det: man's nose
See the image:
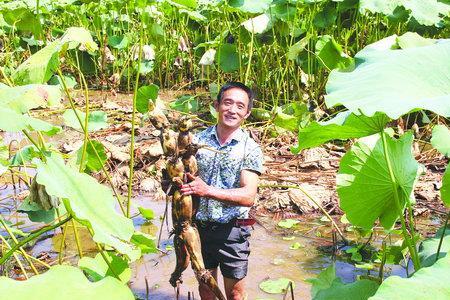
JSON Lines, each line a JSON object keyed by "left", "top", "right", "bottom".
{"left": 228, "top": 104, "right": 237, "bottom": 113}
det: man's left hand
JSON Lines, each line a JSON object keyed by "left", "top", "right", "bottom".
{"left": 180, "top": 173, "right": 210, "bottom": 197}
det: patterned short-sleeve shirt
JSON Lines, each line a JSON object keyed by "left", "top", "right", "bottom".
{"left": 194, "top": 126, "right": 263, "bottom": 223}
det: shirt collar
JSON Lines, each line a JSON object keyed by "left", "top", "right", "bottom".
{"left": 209, "top": 125, "right": 246, "bottom": 145}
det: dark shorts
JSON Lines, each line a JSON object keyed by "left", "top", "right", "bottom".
{"left": 196, "top": 221, "right": 251, "bottom": 280}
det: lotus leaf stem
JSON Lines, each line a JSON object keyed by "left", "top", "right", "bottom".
{"left": 0, "top": 235, "right": 28, "bottom": 279}
{"left": 0, "top": 216, "right": 72, "bottom": 265}
{"left": 435, "top": 211, "right": 450, "bottom": 263}
{"left": 126, "top": 24, "right": 144, "bottom": 218}
{"left": 380, "top": 132, "right": 420, "bottom": 270}
{"left": 57, "top": 69, "right": 126, "bottom": 216}
{"left": 0, "top": 217, "right": 39, "bottom": 274}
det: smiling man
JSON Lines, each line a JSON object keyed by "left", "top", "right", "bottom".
{"left": 180, "top": 82, "right": 263, "bottom": 300}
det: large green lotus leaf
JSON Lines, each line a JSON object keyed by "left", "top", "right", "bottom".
{"left": 431, "top": 125, "right": 450, "bottom": 157}
{"left": 0, "top": 107, "right": 60, "bottom": 136}
{"left": 418, "top": 229, "right": 450, "bottom": 267}
{"left": 305, "top": 264, "right": 337, "bottom": 299}
{"left": 359, "top": 0, "right": 450, "bottom": 26}
{"left": 0, "top": 265, "right": 134, "bottom": 300}
{"left": 292, "top": 111, "right": 390, "bottom": 152}
{"left": 338, "top": 132, "right": 419, "bottom": 229}
{"left": 396, "top": 32, "right": 435, "bottom": 49}
{"left": 78, "top": 252, "right": 131, "bottom": 283}
{"left": 325, "top": 35, "right": 450, "bottom": 119}
{"left": 228, "top": 0, "right": 272, "bottom": 13}
{"left": 216, "top": 43, "right": 239, "bottom": 72}
{"left": 35, "top": 153, "right": 136, "bottom": 258}
{"left": 131, "top": 231, "right": 158, "bottom": 254}
{"left": 63, "top": 109, "right": 108, "bottom": 132}
{"left": 11, "top": 41, "right": 62, "bottom": 85}
{"left": 0, "top": 84, "right": 62, "bottom": 113}
{"left": 370, "top": 253, "right": 450, "bottom": 300}
{"left": 442, "top": 167, "right": 450, "bottom": 206}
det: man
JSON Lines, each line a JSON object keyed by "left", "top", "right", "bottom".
{"left": 180, "top": 82, "right": 263, "bottom": 300}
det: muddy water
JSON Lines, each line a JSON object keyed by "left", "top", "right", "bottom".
{"left": 1, "top": 183, "right": 412, "bottom": 300}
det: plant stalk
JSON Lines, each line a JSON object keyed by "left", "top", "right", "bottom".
{"left": 0, "top": 216, "right": 72, "bottom": 265}
{"left": 380, "top": 132, "right": 420, "bottom": 270}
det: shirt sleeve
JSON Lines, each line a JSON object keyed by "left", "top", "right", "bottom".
{"left": 242, "top": 146, "right": 263, "bottom": 175}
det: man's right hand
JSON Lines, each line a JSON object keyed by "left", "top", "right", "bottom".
{"left": 180, "top": 173, "right": 210, "bottom": 197}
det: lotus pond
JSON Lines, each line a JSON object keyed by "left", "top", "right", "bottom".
{"left": 1, "top": 0, "right": 450, "bottom": 299}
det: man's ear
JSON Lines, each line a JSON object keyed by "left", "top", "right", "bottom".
{"left": 244, "top": 109, "right": 251, "bottom": 119}
{"left": 213, "top": 100, "right": 219, "bottom": 111}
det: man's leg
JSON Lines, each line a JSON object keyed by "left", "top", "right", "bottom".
{"left": 224, "top": 276, "right": 246, "bottom": 300}
{"left": 198, "top": 268, "right": 218, "bottom": 300}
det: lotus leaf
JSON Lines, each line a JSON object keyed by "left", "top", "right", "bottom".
{"left": 60, "top": 27, "right": 98, "bottom": 52}
{"left": 136, "top": 84, "right": 159, "bottom": 114}
{"left": 0, "top": 107, "right": 60, "bottom": 136}
{"left": 442, "top": 167, "right": 450, "bottom": 206}
{"left": 216, "top": 43, "right": 239, "bottom": 72}
{"left": 78, "top": 252, "right": 131, "bottom": 283}
{"left": 359, "top": 0, "right": 450, "bottom": 26}
{"left": 63, "top": 109, "right": 108, "bottom": 132}
{"left": 77, "top": 140, "right": 107, "bottom": 173}
{"left": 131, "top": 231, "right": 158, "bottom": 254}
{"left": 48, "top": 74, "right": 78, "bottom": 89}
{"left": 396, "top": 32, "right": 435, "bottom": 49}
{"left": 259, "top": 278, "right": 295, "bottom": 294}
{"left": 370, "top": 253, "right": 450, "bottom": 299}
{"left": 0, "top": 84, "right": 62, "bottom": 113}
{"left": 138, "top": 207, "right": 155, "bottom": 220}
{"left": 418, "top": 229, "right": 450, "bottom": 267}
{"left": 18, "top": 197, "right": 58, "bottom": 224}
{"left": 11, "top": 41, "right": 62, "bottom": 85}
{"left": 108, "top": 35, "right": 130, "bottom": 49}
{"left": 35, "top": 153, "right": 136, "bottom": 258}
{"left": 306, "top": 264, "right": 379, "bottom": 300}
{"left": 1, "top": 6, "right": 43, "bottom": 38}
{"left": 313, "top": 2, "right": 337, "bottom": 28}
{"left": 326, "top": 34, "right": 450, "bottom": 119}
{"left": 0, "top": 140, "right": 8, "bottom": 176}
{"left": 277, "top": 219, "right": 300, "bottom": 229}
{"left": 12, "top": 27, "right": 97, "bottom": 85}
{"left": 293, "top": 111, "right": 390, "bottom": 152}
{"left": 315, "top": 35, "right": 353, "bottom": 70}
{"left": 228, "top": 0, "right": 272, "bottom": 13}
{"left": 0, "top": 265, "right": 134, "bottom": 300}
{"left": 338, "top": 132, "right": 418, "bottom": 229}
{"left": 170, "top": 95, "right": 199, "bottom": 113}
{"left": 431, "top": 125, "right": 450, "bottom": 157}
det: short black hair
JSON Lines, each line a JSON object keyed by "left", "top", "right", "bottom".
{"left": 216, "top": 82, "right": 254, "bottom": 110}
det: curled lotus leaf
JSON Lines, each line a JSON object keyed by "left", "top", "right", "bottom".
{"left": 338, "top": 132, "right": 418, "bottom": 229}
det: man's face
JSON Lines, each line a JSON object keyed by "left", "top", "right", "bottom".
{"left": 214, "top": 88, "right": 251, "bottom": 130}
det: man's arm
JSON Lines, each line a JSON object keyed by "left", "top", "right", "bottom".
{"left": 180, "top": 169, "right": 259, "bottom": 207}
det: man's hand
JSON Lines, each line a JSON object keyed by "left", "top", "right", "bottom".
{"left": 180, "top": 173, "right": 210, "bottom": 197}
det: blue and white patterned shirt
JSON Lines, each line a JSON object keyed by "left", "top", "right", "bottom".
{"left": 194, "top": 126, "right": 263, "bottom": 223}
